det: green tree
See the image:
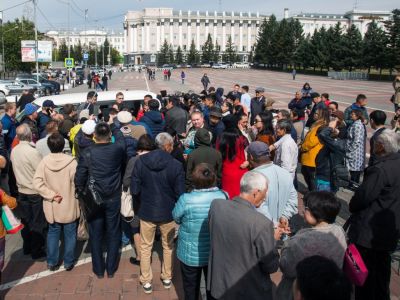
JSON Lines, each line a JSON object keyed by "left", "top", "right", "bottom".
{"left": 187, "top": 39, "right": 199, "bottom": 64}
{"left": 326, "top": 23, "right": 345, "bottom": 70}
{"left": 362, "top": 21, "right": 389, "bottom": 73}
{"left": 384, "top": 9, "right": 400, "bottom": 73}
{"left": 74, "top": 40, "right": 83, "bottom": 63}
{"left": 213, "top": 40, "right": 220, "bottom": 62}
{"left": 201, "top": 34, "right": 214, "bottom": 63}
{"left": 168, "top": 44, "right": 175, "bottom": 64}
{"left": 254, "top": 15, "right": 279, "bottom": 66}
{"left": 223, "top": 36, "right": 237, "bottom": 63}
{"left": 342, "top": 24, "right": 363, "bottom": 71}
{"left": 294, "top": 34, "right": 313, "bottom": 69}
{"left": 58, "top": 40, "right": 69, "bottom": 61}
{"left": 175, "top": 46, "right": 183, "bottom": 64}
{"left": 157, "top": 39, "right": 169, "bottom": 66}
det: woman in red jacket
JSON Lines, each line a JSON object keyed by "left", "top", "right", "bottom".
{"left": 216, "top": 115, "right": 249, "bottom": 198}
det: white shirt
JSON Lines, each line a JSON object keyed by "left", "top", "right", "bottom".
{"left": 274, "top": 134, "right": 298, "bottom": 177}
{"left": 240, "top": 93, "right": 251, "bottom": 111}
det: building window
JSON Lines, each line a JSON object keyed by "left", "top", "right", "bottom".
{"left": 242, "top": 46, "right": 246, "bottom": 51}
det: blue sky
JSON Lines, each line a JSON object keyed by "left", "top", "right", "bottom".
{"left": 1, "top": 0, "right": 398, "bottom": 32}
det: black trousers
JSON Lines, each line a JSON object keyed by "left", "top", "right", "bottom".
{"left": 180, "top": 261, "right": 211, "bottom": 300}
{"left": 17, "top": 193, "right": 47, "bottom": 257}
{"left": 355, "top": 245, "right": 391, "bottom": 300}
{"left": 301, "top": 165, "right": 316, "bottom": 191}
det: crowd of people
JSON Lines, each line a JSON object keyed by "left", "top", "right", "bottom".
{"left": 0, "top": 76, "right": 399, "bottom": 300}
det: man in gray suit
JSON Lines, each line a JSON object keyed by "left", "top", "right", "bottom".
{"left": 207, "top": 172, "right": 281, "bottom": 300}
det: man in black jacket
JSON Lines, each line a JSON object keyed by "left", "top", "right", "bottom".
{"left": 131, "top": 132, "right": 185, "bottom": 294}
{"left": 250, "top": 87, "right": 266, "bottom": 125}
{"left": 75, "top": 122, "right": 126, "bottom": 279}
{"left": 165, "top": 97, "right": 188, "bottom": 137}
{"left": 348, "top": 130, "right": 400, "bottom": 300}
{"left": 305, "top": 92, "right": 326, "bottom": 128}
{"left": 368, "top": 110, "right": 386, "bottom": 167}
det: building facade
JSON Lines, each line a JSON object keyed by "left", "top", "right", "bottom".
{"left": 45, "top": 30, "right": 126, "bottom": 55}
{"left": 123, "top": 8, "right": 267, "bottom": 65}
{"left": 289, "top": 9, "right": 392, "bottom": 36}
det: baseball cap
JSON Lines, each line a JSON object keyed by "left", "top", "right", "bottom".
{"left": 209, "top": 107, "right": 222, "bottom": 118}
{"left": 117, "top": 111, "right": 133, "bottom": 124}
{"left": 24, "top": 103, "right": 37, "bottom": 116}
{"left": 79, "top": 109, "right": 90, "bottom": 120}
{"left": 42, "top": 100, "right": 56, "bottom": 108}
{"left": 255, "top": 87, "right": 265, "bottom": 93}
{"left": 246, "top": 141, "right": 270, "bottom": 158}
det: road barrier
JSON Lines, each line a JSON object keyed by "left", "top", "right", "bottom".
{"left": 328, "top": 71, "right": 369, "bottom": 80}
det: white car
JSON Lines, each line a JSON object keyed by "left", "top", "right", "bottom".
{"left": 233, "top": 62, "right": 250, "bottom": 68}
{"left": 201, "top": 63, "right": 211, "bottom": 68}
{"left": 212, "top": 63, "right": 228, "bottom": 69}
{"left": 17, "top": 90, "right": 158, "bottom": 121}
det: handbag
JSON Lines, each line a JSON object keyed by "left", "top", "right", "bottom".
{"left": 343, "top": 243, "right": 369, "bottom": 286}
{"left": 77, "top": 212, "right": 89, "bottom": 241}
{"left": 120, "top": 188, "right": 134, "bottom": 221}
{"left": 76, "top": 150, "right": 104, "bottom": 221}
{"left": 1, "top": 205, "right": 24, "bottom": 234}
{"left": 342, "top": 218, "right": 368, "bottom": 286}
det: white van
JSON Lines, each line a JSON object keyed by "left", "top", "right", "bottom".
{"left": 17, "top": 90, "right": 158, "bottom": 121}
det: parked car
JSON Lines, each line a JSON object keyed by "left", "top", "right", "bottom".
{"left": 32, "top": 73, "right": 61, "bottom": 94}
{"left": 0, "top": 92, "right": 7, "bottom": 105}
{"left": 201, "top": 63, "right": 211, "bottom": 68}
{"left": 0, "top": 80, "right": 41, "bottom": 97}
{"left": 16, "top": 78, "right": 54, "bottom": 95}
{"left": 212, "top": 63, "right": 228, "bottom": 69}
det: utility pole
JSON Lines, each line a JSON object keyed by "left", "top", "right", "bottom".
{"left": 67, "top": 0, "right": 71, "bottom": 82}
{"left": 33, "top": 0, "right": 39, "bottom": 83}
{"left": 102, "top": 27, "right": 105, "bottom": 70}
{"left": 84, "top": 9, "right": 88, "bottom": 67}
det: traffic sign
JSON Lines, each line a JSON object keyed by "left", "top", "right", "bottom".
{"left": 64, "top": 58, "right": 75, "bottom": 68}
{"left": 83, "top": 53, "right": 89, "bottom": 60}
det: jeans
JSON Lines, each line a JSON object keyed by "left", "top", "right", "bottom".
{"left": 88, "top": 199, "right": 121, "bottom": 276}
{"left": 301, "top": 166, "right": 316, "bottom": 191}
{"left": 47, "top": 221, "right": 77, "bottom": 267}
{"left": 139, "top": 220, "right": 175, "bottom": 284}
{"left": 355, "top": 245, "right": 391, "bottom": 300}
{"left": 17, "top": 193, "right": 47, "bottom": 258}
{"left": 180, "top": 261, "right": 211, "bottom": 300}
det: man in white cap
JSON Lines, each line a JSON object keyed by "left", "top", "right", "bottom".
{"left": 117, "top": 111, "right": 147, "bottom": 141}
{"left": 73, "top": 119, "right": 96, "bottom": 160}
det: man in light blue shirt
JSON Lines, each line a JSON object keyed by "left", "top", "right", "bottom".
{"left": 240, "top": 85, "right": 251, "bottom": 113}
{"left": 246, "top": 142, "right": 298, "bottom": 229}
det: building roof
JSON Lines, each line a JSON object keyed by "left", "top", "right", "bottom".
{"left": 293, "top": 13, "right": 345, "bottom": 19}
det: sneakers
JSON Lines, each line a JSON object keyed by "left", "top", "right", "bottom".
{"left": 142, "top": 283, "right": 152, "bottom": 294}
{"left": 162, "top": 279, "right": 172, "bottom": 289}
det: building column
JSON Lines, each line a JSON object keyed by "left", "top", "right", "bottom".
{"left": 179, "top": 21, "right": 183, "bottom": 49}
{"left": 156, "top": 22, "right": 161, "bottom": 51}
{"left": 247, "top": 22, "right": 252, "bottom": 52}
{"left": 213, "top": 21, "right": 217, "bottom": 43}
{"left": 230, "top": 21, "right": 235, "bottom": 44}
{"left": 141, "top": 25, "right": 145, "bottom": 52}
{"left": 146, "top": 23, "right": 150, "bottom": 52}
{"left": 196, "top": 21, "right": 200, "bottom": 50}
{"left": 161, "top": 20, "right": 165, "bottom": 44}
{"left": 124, "top": 26, "right": 128, "bottom": 53}
{"left": 187, "top": 22, "right": 192, "bottom": 49}
{"left": 205, "top": 21, "right": 209, "bottom": 38}
{"left": 222, "top": 22, "right": 226, "bottom": 51}
{"left": 132, "top": 25, "right": 137, "bottom": 53}
{"left": 239, "top": 22, "right": 243, "bottom": 52}
{"left": 169, "top": 19, "right": 174, "bottom": 45}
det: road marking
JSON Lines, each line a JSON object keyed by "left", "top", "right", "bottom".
{"left": 0, "top": 245, "right": 133, "bottom": 291}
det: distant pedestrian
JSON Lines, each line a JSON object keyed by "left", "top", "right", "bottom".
{"left": 101, "top": 74, "right": 108, "bottom": 91}
{"left": 163, "top": 69, "right": 168, "bottom": 81}
{"left": 87, "top": 73, "right": 92, "bottom": 89}
{"left": 181, "top": 71, "right": 185, "bottom": 84}
{"left": 292, "top": 68, "right": 296, "bottom": 80}
{"left": 167, "top": 69, "right": 171, "bottom": 81}
{"left": 201, "top": 73, "right": 210, "bottom": 91}
{"left": 108, "top": 70, "right": 112, "bottom": 80}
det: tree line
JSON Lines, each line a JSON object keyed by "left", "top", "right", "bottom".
{"left": 157, "top": 34, "right": 240, "bottom": 66}
{"left": 254, "top": 9, "right": 400, "bottom": 74}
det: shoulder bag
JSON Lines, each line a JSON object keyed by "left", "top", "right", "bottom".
{"left": 76, "top": 149, "right": 104, "bottom": 221}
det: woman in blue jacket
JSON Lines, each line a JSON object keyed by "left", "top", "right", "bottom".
{"left": 173, "top": 163, "right": 227, "bottom": 300}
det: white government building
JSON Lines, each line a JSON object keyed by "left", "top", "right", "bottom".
{"left": 45, "top": 30, "right": 126, "bottom": 55}
{"left": 123, "top": 8, "right": 266, "bottom": 65}
{"left": 123, "top": 7, "right": 392, "bottom": 65}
